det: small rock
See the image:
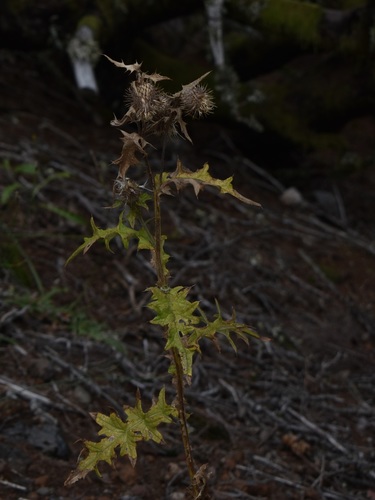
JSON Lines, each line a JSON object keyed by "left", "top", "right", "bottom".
{"left": 73, "top": 385, "right": 92, "bottom": 404}
{"left": 280, "top": 187, "right": 303, "bottom": 206}
{"left": 35, "top": 486, "right": 52, "bottom": 496}
{"left": 169, "top": 492, "right": 186, "bottom": 500}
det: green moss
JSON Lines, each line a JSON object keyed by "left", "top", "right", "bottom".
{"left": 342, "top": 0, "right": 365, "bottom": 7}
{"left": 260, "top": 0, "right": 323, "bottom": 47}
{"left": 96, "top": 0, "right": 119, "bottom": 30}
{"left": 67, "top": 0, "right": 121, "bottom": 40}
{"left": 225, "top": 31, "right": 251, "bottom": 53}
{"left": 248, "top": 79, "right": 342, "bottom": 151}
{"left": 78, "top": 15, "right": 103, "bottom": 38}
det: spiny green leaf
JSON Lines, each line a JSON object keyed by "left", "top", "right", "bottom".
{"left": 64, "top": 388, "right": 176, "bottom": 486}
{"left": 147, "top": 286, "right": 200, "bottom": 377}
{"left": 191, "top": 310, "right": 259, "bottom": 352}
{"left": 66, "top": 214, "right": 154, "bottom": 264}
{"left": 160, "top": 160, "right": 261, "bottom": 207}
{"left": 147, "top": 287, "right": 259, "bottom": 375}
{"left": 147, "top": 286, "right": 199, "bottom": 327}
{"left": 96, "top": 412, "right": 140, "bottom": 461}
{"left": 65, "top": 412, "right": 139, "bottom": 486}
{"left": 126, "top": 387, "right": 178, "bottom": 442}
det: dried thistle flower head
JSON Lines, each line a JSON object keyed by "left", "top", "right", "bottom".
{"left": 104, "top": 55, "right": 215, "bottom": 144}
{"left": 104, "top": 56, "right": 171, "bottom": 129}
{"left": 175, "top": 71, "right": 215, "bottom": 119}
{"left": 180, "top": 84, "right": 214, "bottom": 118}
{"left": 126, "top": 77, "right": 170, "bottom": 123}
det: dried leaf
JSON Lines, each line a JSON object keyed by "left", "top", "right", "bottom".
{"left": 282, "top": 433, "right": 311, "bottom": 456}
{"left": 143, "top": 72, "right": 171, "bottom": 83}
{"left": 64, "top": 467, "right": 90, "bottom": 486}
{"left": 113, "top": 131, "right": 150, "bottom": 179}
{"left": 173, "top": 107, "right": 192, "bottom": 142}
{"left": 103, "top": 55, "right": 142, "bottom": 73}
{"left": 176, "top": 72, "right": 211, "bottom": 95}
{"left": 103, "top": 55, "right": 170, "bottom": 83}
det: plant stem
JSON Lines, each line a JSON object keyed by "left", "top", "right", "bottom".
{"left": 146, "top": 159, "right": 166, "bottom": 287}
{"left": 172, "top": 347, "right": 199, "bottom": 498}
{"left": 147, "top": 158, "right": 199, "bottom": 497}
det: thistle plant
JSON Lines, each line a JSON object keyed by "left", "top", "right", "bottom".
{"left": 64, "top": 56, "right": 261, "bottom": 498}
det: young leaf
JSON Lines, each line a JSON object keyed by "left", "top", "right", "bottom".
{"left": 126, "top": 192, "right": 152, "bottom": 228}
{"left": 147, "top": 286, "right": 200, "bottom": 377}
{"left": 160, "top": 160, "right": 261, "bottom": 207}
{"left": 64, "top": 388, "right": 177, "bottom": 486}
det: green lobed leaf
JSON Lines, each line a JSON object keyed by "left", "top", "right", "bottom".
{"left": 147, "top": 286, "right": 200, "bottom": 377}
{"left": 160, "top": 161, "right": 261, "bottom": 207}
{"left": 126, "top": 387, "right": 178, "bottom": 442}
{"left": 64, "top": 388, "right": 177, "bottom": 485}
{"left": 191, "top": 309, "right": 259, "bottom": 352}
{"left": 66, "top": 214, "right": 154, "bottom": 264}
{"left": 147, "top": 286, "right": 199, "bottom": 327}
{"left": 147, "top": 287, "right": 260, "bottom": 376}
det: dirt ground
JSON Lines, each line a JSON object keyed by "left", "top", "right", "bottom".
{"left": 1, "top": 50, "right": 375, "bottom": 500}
